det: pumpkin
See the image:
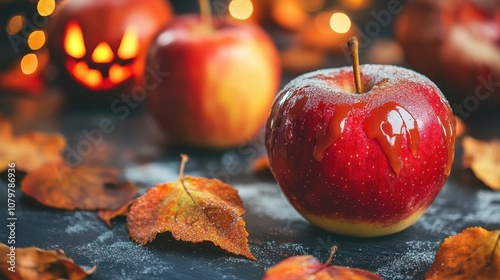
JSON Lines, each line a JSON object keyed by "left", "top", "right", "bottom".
{"left": 47, "top": 0, "right": 172, "bottom": 92}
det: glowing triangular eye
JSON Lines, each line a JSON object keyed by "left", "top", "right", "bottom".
{"left": 92, "top": 42, "right": 114, "bottom": 63}
{"left": 64, "top": 21, "right": 86, "bottom": 59}
{"left": 117, "top": 26, "right": 139, "bottom": 60}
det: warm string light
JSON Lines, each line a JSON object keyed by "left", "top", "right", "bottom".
{"left": 6, "top": 0, "right": 55, "bottom": 75}
{"left": 314, "top": 11, "right": 352, "bottom": 34}
{"left": 20, "top": 54, "right": 38, "bottom": 75}
{"left": 28, "top": 30, "right": 46, "bottom": 50}
{"left": 228, "top": 0, "right": 254, "bottom": 20}
{"left": 6, "top": 15, "right": 23, "bottom": 35}
{"left": 330, "top": 12, "right": 351, "bottom": 33}
{"left": 37, "top": 0, "right": 56, "bottom": 17}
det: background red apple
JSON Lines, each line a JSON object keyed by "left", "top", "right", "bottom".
{"left": 395, "top": 0, "right": 500, "bottom": 105}
{"left": 266, "top": 64, "right": 456, "bottom": 237}
{"left": 146, "top": 16, "right": 281, "bottom": 148}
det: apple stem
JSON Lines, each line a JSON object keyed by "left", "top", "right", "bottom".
{"left": 347, "top": 37, "right": 362, "bottom": 94}
{"left": 199, "top": 0, "right": 213, "bottom": 31}
{"left": 325, "top": 245, "right": 338, "bottom": 265}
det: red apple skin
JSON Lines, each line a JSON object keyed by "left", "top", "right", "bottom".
{"left": 265, "top": 65, "right": 456, "bottom": 237}
{"left": 395, "top": 0, "right": 500, "bottom": 104}
{"left": 146, "top": 16, "right": 281, "bottom": 148}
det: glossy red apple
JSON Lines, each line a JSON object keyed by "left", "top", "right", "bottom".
{"left": 265, "top": 39, "right": 456, "bottom": 237}
{"left": 146, "top": 15, "right": 280, "bottom": 148}
{"left": 396, "top": 0, "right": 500, "bottom": 105}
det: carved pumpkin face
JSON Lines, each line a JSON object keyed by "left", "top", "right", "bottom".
{"left": 48, "top": 0, "right": 172, "bottom": 92}
{"left": 63, "top": 21, "right": 140, "bottom": 90}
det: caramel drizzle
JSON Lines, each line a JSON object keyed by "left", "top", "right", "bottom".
{"left": 313, "top": 104, "right": 352, "bottom": 162}
{"left": 363, "top": 102, "right": 420, "bottom": 176}
{"left": 437, "top": 107, "right": 456, "bottom": 176}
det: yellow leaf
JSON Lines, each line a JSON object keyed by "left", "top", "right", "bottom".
{"left": 425, "top": 227, "right": 500, "bottom": 279}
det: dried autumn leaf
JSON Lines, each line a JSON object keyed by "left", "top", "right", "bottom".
{"left": 98, "top": 199, "right": 134, "bottom": 228}
{"left": 127, "top": 154, "right": 255, "bottom": 260}
{"left": 0, "top": 117, "right": 66, "bottom": 173}
{"left": 454, "top": 115, "right": 466, "bottom": 138}
{"left": 425, "top": 227, "right": 500, "bottom": 280}
{"left": 21, "top": 162, "right": 138, "bottom": 211}
{"left": 0, "top": 243, "right": 95, "bottom": 280}
{"left": 263, "top": 246, "right": 382, "bottom": 280}
{"left": 252, "top": 155, "right": 271, "bottom": 173}
{"left": 462, "top": 136, "right": 500, "bottom": 190}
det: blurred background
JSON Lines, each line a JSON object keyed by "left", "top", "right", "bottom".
{"left": 0, "top": 0, "right": 400, "bottom": 94}
{"left": 0, "top": 0, "right": 498, "bottom": 130}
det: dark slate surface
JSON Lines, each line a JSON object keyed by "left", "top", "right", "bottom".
{"left": 0, "top": 91, "right": 499, "bottom": 280}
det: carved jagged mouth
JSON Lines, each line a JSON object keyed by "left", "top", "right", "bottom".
{"left": 65, "top": 58, "right": 135, "bottom": 91}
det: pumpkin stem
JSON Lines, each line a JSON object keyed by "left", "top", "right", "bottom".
{"left": 199, "top": 0, "right": 213, "bottom": 31}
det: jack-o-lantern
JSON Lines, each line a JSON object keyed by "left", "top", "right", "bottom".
{"left": 47, "top": 0, "right": 172, "bottom": 93}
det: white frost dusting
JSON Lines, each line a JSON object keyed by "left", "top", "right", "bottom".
{"left": 124, "top": 162, "right": 203, "bottom": 187}
{"left": 416, "top": 186, "right": 500, "bottom": 236}
{"left": 377, "top": 240, "right": 438, "bottom": 280}
{"left": 64, "top": 211, "right": 105, "bottom": 234}
{"left": 74, "top": 240, "right": 174, "bottom": 276}
{"left": 462, "top": 190, "right": 500, "bottom": 224}
{"left": 235, "top": 182, "right": 305, "bottom": 221}
{"left": 97, "top": 230, "right": 114, "bottom": 243}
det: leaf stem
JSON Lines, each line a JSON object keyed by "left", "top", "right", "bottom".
{"left": 347, "top": 37, "right": 362, "bottom": 94}
{"left": 178, "top": 154, "right": 198, "bottom": 205}
{"left": 179, "top": 154, "right": 189, "bottom": 181}
{"left": 325, "top": 245, "right": 338, "bottom": 265}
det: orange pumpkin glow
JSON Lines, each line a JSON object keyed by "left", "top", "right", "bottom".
{"left": 61, "top": 21, "right": 139, "bottom": 90}
{"left": 48, "top": 0, "right": 172, "bottom": 92}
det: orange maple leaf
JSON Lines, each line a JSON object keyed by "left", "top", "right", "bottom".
{"left": 263, "top": 246, "right": 382, "bottom": 280}
{"left": 98, "top": 199, "right": 134, "bottom": 228}
{"left": 462, "top": 136, "right": 500, "bottom": 190}
{"left": 21, "top": 162, "right": 138, "bottom": 211}
{"left": 425, "top": 227, "right": 500, "bottom": 280}
{"left": 0, "top": 243, "right": 95, "bottom": 280}
{"left": 0, "top": 117, "right": 66, "bottom": 173}
{"left": 127, "top": 154, "right": 255, "bottom": 260}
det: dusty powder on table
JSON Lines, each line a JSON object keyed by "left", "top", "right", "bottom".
{"left": 235, "top": 183, "right": 305, "bottom": 221}
{"left": 64, "top": 211, "right": 105, "bottom": 234}
{"left": 376, "top": 240, "right": 439, "bottom": 280}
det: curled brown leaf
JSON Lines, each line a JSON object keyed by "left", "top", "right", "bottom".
{"left": 0, "top": 117, "right": 66, "bottom": 173}
{"left": 98, "top": 199, "right": 134, "bottom": 228}
{"left": 127, "top": 155, "right": 255, "bottom": 260}
{"left": 425, "top": 227, "right": 500, "bottom": 280}
{"left": 263, "top": 246, "right": 382, "bottom": 280}
{"left": 462, "top": 136, "right": 500, "bottom": 190}
{"left": 0, "top": 243, "right": 95, "bottom": 280}
{"left": 21, "top": 162, "right": 138, "bottom": 211}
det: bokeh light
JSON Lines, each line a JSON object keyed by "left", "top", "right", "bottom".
{"left": 28, "top": 30, "right": 46, "bottom": 51}
{"left": 272, "top": 0, "right": 309, "bottom": 30}
{"left": 330, "top": 12, "right": 351, "bottom": 34}
{"left": 7, "top": 15, "right": 24, "bottom": 35}
{"left": 37, "top": 0, "right": 56, "bottom": 17}
{"left": 20, "top": 54, "right": 38, "bottom": 75}
{"left": 229, "top": 0, "right": 254, "bottom": 20}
